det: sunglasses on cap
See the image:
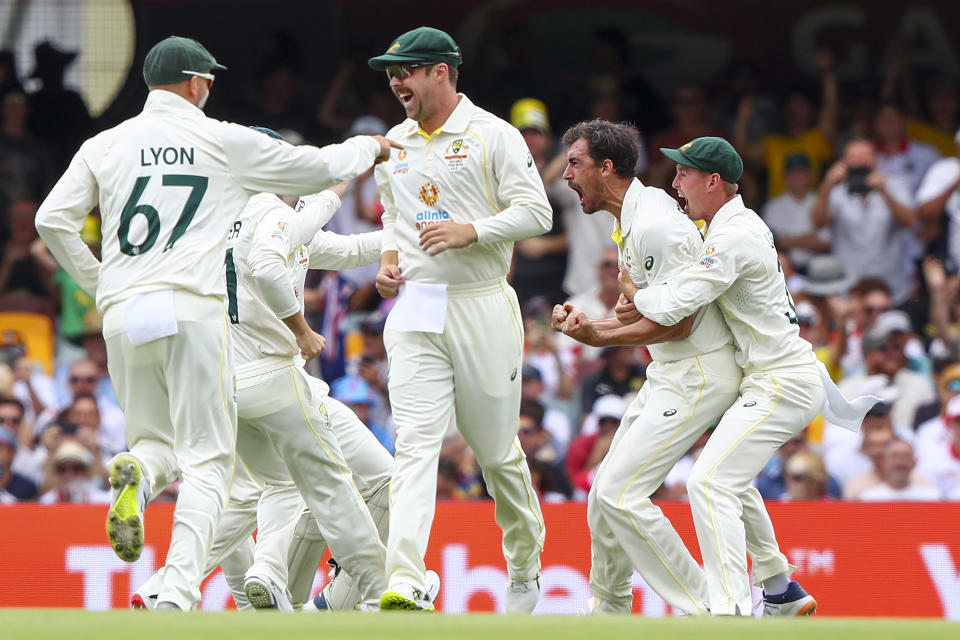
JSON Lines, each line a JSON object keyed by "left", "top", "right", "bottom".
{"left": 183, "top": 70, "right": 215, "bottom": 86}
{"left": 385, "top": 62, "right": 435, "bottom": 81}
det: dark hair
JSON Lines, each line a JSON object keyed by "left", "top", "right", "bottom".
{"left": 851, "top": 278, "right": 890, "bottom": 298}
{"left": 0, "top": 395, "right": 25, "bottom": 416}
{"left": 561, "top": 119, "right": 639, "bottom": 178}
{"left": 519, "top": 398, "right": 545, "bottom": 428}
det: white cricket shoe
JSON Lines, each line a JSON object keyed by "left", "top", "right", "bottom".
{"left": 505, "top": 575, "right": 540, "bottom": 614}
{"left": 380, "top": 581, "right": 433, "bottom": 612}
{"left": 244, "top": 575, "right": 294, "bottom": 611}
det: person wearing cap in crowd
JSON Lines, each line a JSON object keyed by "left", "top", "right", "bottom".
{"left": 811, "top": 138, "right": 917, "bottom": 305}
{"left": 781, "top": 451, "right": 831, "bottom": 501}
{"left": 838, "top": 311, "right": 935, "bottom": 430}
{"left": 917, "top": 128, "right": 960, "bottom": 269}
{"left": 37, "top": 439, "right": 110, "bottom": 504}
{"left": 795, "top": 255, "right": 856, "bottom": 386}
{"left": 761, "top": 152, "right": 831, "bottom": 273}
{"left": 917, "top": 394, "right": 960, "bottom": 500}
{"left": 332, "top": 374, "right": 394, "bottom": 455}
{"left": 914, "top": 362, "right": 960, "bottom": 456}
{"left": 509, "top": 99, "right": 570, "bottom": 307}
{"left": 553, "top": 120, "right": 741, "bottom": 616}
{"left": 35, "top": 35, "right": 399, "bottom": 611}
{"left": 0, "top": 399, "right": 37, "bottom": 503}
{"left": 368, "top": 26, "right": 551, "bottom": 612}
{"left": 620, "top": 135, "right": 879, "bottom": 616}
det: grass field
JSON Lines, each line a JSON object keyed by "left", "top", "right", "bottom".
{"left": 3, "top": 610, "right": 957, "bottom": 640}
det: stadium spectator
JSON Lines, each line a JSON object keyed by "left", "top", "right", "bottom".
{"left": 330, "top": 375, "right": 394, "bottom": 454}
{"left": 756, "top": 429, "right": 841, "bottom": 500}
{"left": 518, "top": 398, "right": 571, "bottom": 499}
{"left": 840, "top": 279, "right": 894, "bottom": 376}
{"left": 782, "top": 451, "right": 831, "bottom": 501}
{"left": 578, "top": 347, "right": 645, "bottom": 417}
{"left": 519, "top": 365, "right": 572, "bottom": 455}
{"left": 914, "top": 363, "right": 960, "bottom": 456}
{"left": 763, "top": 153, "right": 830, "bottom": 272}
{"left": 842, "top": 412, "right": 922, "bottom": 500}
{"left": 909, "top": 78, "right": 959, "bottom": 157}
{"left": 436, "top": 457, "right": 463, "bottom": 500}
{"left": 734, "top": 49, "right": 838, "bottom": 200}
{"left": 510, "top": 99, "right": 569, "bottom": 307}
{"left": 0, "top": 415, "right": 36, "bottom": 502}
{"left": 838, "top": 314, "right": 935, "bottom": 430}
{"left": 438, "top": 436, "right": 484, "bottom": 500}
{"left": 10, "top": 356, "right": 55, "bottom": 427}
{"left": 0, "top": 90, "right": 53, "bottom": 205}
{"left": 874, "top": 100, "right": 941, "bottom": 197}
{"left": 39, "top": 358, "right": 125, "bottom": 456}
{"left": 560, "top": 247, "right": 622, "bottom": 368}
{"left": 859, "top": 439, "right": 939, "bottom": 501}
{"left": 812, "top": 139, "right": 917, "bottom": 305}
{"left": 916, "top": 129, "right": 960, "bottom": 266}
{"left": 527, "top": 457, "right": 569, "bottom": 504}
{"left": 355, "top": 313, "right": 393, "bottom": 434}
{"left": 565, "top": 394, "right": 625, "bottom": 498}
{"left": 0, "top": 199, "right": 52, "bottom": 300}
{"left": 37, "top": 439, "right": 109, "bottom": 504}
{"left": 917, "top": 395, "right": 960, "bottom": 500}
{"left": 523, "top": 297, "right": 575, "bottom": 401}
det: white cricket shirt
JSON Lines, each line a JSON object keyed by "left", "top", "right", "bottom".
{"left": 228, "top": 192, "right": 381, "bottom": 380}
{"left": 374, "top": 94, "right": 552, "bottom": 284}
{"left": 632, "top": 195, "right": 818, "bottom": 375}
{"left": 616, "top": 179, "right": 732, "bottom": 362}
{"left": 36, "top": 90, "right": 380, "bottom": 313}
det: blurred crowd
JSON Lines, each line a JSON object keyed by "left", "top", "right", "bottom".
{"left": 2, "top": 30, "right": 960, "bottom": 507}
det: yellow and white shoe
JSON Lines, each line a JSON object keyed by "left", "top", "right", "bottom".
{"left": 106, "top": 453, "right": 147, "bottom": 562}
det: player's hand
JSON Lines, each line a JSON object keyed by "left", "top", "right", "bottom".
{"left": 615, "top": 295, "right": 643, "bottom": 325}
{"left": 618, "top": 264, "right": 640, "bottom": 301}
{"left": 372, "top": 135, "right": 403, "bottom": 164}
{"left": 12, "top": 357, "right": 33, "bottom": 384}
{"left": 866, "top": 170, "right": 887, "bottom": 192}
{"left": 328, "top": 180, "right": 349, "bottom": 199}
{"left": 376, "top": 263, "right": 404, "bottom": 298}
{"left": 419, "top": 221, "right": 478, "bottom": 255}
{"left": 295, "top": 328, "right": 326, "bottom": 360}
{"left": 561, "top": 309, "right": 599, "bottom": 346}
{"left": 824, "top": 161, "right": 847, "bottom": 188}
{"left": 551, "top": 304, "right": 569, "bottom": 331}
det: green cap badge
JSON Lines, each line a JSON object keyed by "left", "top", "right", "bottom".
{"left": 368, "top": 26, "right": 462, "bottom": 70}
{"left": 660, "top": 136, "right": 743, "bottom": 183}
{"left": 143, "top": 36, "right": 226, "bottom": 86}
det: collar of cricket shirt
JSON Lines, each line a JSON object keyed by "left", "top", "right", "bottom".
{"left": 143, "top": 89, "right": 205, "bottom": 118}
{"left": 617, "top": 178, "right": 645, "bottom": 238}
{"left": 398, "top": 93, "right": 476, "bottom": 140}
{"left": 704, "top": 193, "right": 745, "bottom": 238}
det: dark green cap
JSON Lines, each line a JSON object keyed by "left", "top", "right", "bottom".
{"left": 660, "top": 136, "right": 743, "bottom": 183}
{"left": 368, "top": 26, "right": 462, "bottom": 70}
{"left": 143, "top": 36, "right": 226, "bottom": 86}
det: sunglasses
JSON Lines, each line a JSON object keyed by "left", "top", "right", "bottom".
{"left": 0, "top": 415, "right": 21, "bottom": 425}
{"left": 69, "top": 376, "right": 97, "bottom": 385}
{"left": 865, "top": 305, "right": 891, "bottom": 315}
{"left": 600, "top": 260, "right": 620, "bottom": 269}
{"left": 787, "top": 473, "right": 813, "bottom": 483}
{"left": 183, "top": 70, "right": 215, "bottom": 87}
{"left": 385, "top": 62, "right": 435, "bottom": 81}
{"left": 56, "top": 463, "right": 87, "bottom": 474}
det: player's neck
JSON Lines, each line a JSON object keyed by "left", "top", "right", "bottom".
{"left": 602, "top": 177, "right": 634, "bottom": 222}
{"left": 701, "top": 193, "right": 738, "bottom": 226}
{"left": 419, "top": 92, "right": 461, "bottom": 135}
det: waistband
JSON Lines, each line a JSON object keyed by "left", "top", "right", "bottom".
{"left": 236, "top": 355, "right": 300, "bottom": 384}
{"left": 446, "top": 277, "right": 511, "bottom": 298}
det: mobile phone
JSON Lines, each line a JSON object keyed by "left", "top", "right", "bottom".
{"left": 846, "top": 166, "right": 871, "bottom": 194}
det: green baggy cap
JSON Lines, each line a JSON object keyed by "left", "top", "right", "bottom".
{"left": 143, "top": 36, "right": 226, "bottom": 86}
{"left": 660, "top": 136, "right": 743, "bottom": 183}
{"left": 368, "top": 26, "right": 462, "bottom": 70}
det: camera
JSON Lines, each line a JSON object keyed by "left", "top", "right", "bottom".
{"left": 846, "top": 166, "right": 871, "bottom": 194}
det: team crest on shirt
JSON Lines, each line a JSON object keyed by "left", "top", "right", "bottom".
{"left": 705, "top": 245, "right": 716, "bottom": 255}
{"left": 419, "top": 181, "right": 440, "bottom": 206}
{"left": 443, "top": 138, "right": 470, "bottom": 172}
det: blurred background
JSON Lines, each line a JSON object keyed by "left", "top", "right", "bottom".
{"left": 2, "top": 0, "right": 960, "bottom": 512}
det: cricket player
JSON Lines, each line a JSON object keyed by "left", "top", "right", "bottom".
{"left": 551, "top": 120, "right": 741, "bottom": 615}
{"left": 369, "top": 27, "right": 551, "bottom": 612}
{"left": 621, "top": 137, "right": 876, "bottom": 616}
{"left": 34, "top": 36, "right": 396, "bottom": 610}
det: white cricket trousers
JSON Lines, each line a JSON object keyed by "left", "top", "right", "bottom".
{"left": 103, "top": 291, "right": 237, "bottom": 610}
{"left": 384, "top": 278, "right": 545, "bottom": 591}
{"left": 589, "top": 346, "right": 741, "bottom": 615}
{"left": 232, "top": 365, "right": 387, "bottom": 604}
{"left": 202, "top": 393, "right": 394, "bottom": 608}
{"left": 687, "top": 366, "right": 825, "bottom": 615}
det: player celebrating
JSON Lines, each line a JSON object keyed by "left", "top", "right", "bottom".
{"left": 369, "top": 27, "right": 551, "bottom": 612}
{"left": 621, "top": 137, "right": 875, "bottom": 616}
{"left": 552, "top": 120, "right": 741, "bottom": 615}
{"left": 35, "top": 36, "right": 396, "bottom": 611}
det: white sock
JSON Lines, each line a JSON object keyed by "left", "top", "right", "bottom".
{"left": 763, "top": 573, "right": 790, "bottom": 596}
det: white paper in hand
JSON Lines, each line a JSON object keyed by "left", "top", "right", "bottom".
{"left": 385, "top": 281, "right": 448, "bottom": 334}
{"left": 123, "top": 290, "right": 178, "bottom": 346}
